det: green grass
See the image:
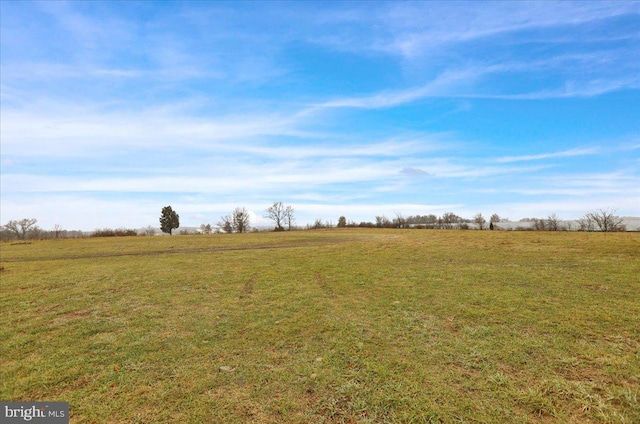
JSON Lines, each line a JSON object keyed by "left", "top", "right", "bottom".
{"left": 1, "top": 230, "right": 639, "bottom": 423}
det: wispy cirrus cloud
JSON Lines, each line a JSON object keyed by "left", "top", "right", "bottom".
{"left": 312, "top": 54, "right": 639, "bottom": 110}
{"left": 495, "top": 148, "right": 600, "bottom": 163}
{"left": 313, "top": 68, "right": 477, "bottom": 109}
{"left": 400, "top": 167, "right": 432, "bottom": 177}
{"left": 311, "top": 76, "right": 638, "bottom": 111}
{"left": 301, "top": 1, "right": 639, "bottom": 59}
{"left": 303, "top": 2, "right": 640, "bottom": 109}
{"left": 377, "top": 1, "right": 640, "bottom": 58}
{"left": 0, "top": 106, "right": 308, "bottom": 158}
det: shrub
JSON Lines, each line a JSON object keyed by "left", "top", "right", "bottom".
{"left": 92, "top": 228, "right": 138, "bottom": 237}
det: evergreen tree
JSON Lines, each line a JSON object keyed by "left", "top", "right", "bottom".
{"left": 160, "top": 206, "right": 180, "bottom": 235}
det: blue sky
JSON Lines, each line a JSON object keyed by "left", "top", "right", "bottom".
{"left": 1, "top": 1, "right": 639, "bottom": 230}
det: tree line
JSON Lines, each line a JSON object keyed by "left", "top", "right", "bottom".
{"left": 330, "top": 209, "right": 626, "bottom": 232}
{"left": 182, "top": 206, "right": 628, "bottom": 233}
{"left": 0, "top": 207, "right": 628, "bottom": 240}
{"left": 0, "top": 219, "right": 85, "bottom": 240}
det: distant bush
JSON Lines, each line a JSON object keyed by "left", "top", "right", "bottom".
{"left": 139, "top": 226, "right": 156, "bottom": 236}
{"left": 308, "top": 219, "right": 327, "bottom": 229}
{"left": 515, "top": 226, "right": 533, "bottom": 231}
{"left": 92, "top": 228, "right": 138, "bottom": 237}
{"left": 358, "top": 221, "right": 376, "bottom": 228}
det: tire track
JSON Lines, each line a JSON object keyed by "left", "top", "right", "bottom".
{"left": 239, "top": 274, "right": 256, "bottom": 299}
{"left": 315, "top": 272, "right": 336, "bottom": 299}
{"left": 1, "top": 241, "right": 335, "bottom": 263}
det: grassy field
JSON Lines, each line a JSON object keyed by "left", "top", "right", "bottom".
{"left": 1, "top": 229, "right": 638, "bottom": 423}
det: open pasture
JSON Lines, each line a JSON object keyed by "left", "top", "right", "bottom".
{"left": 1, "top": 230, "right": 638, "bottom": 423}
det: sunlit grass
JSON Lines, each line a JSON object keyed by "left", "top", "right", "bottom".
{"left": 1, "top": 230, "right": 638, "bottom": 422}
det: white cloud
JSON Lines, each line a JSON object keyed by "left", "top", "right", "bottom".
{"left": 313, "top": 68, "right": 480, "bottom": 109}
{"left": 378, "top": 2, "right": 639, "bottom": 58}
{"left": 0, "top": 105, "right": 309, "bottom": 158}
{"left": 400, "top": 167, "right": 431, "bottom": 176}
{"left": 0, "top": 195, "right": 159, "bottom": 230}
{"left": 495, "top": 147, "right": 600, "bottom": 163}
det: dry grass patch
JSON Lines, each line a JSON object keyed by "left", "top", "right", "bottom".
{"left": 1, "top": 230, "right": 638, "bottom": 422}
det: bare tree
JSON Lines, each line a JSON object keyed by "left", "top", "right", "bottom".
{"left": 473, "top": 213, "right": 486, "bottom": 230}
{"left": 265, "top": 202, "right": 286, "bottom": 231}
{"left": 311, "top": 218, "right": 325, "bottom": 229}
{"left": 546, "top": 214, "right": 562, "bottom": 231}
{"left": 199, "top": 224, "right": 212, "bottom": 235}
{"left": 586, "top": 208, "right": 625, "bottom": 232}
{"left": 141, "top": 225, "right": 156, "bottom": 236}
{"left": 490, "top": 214, "right": 501, "bottom": 224}
{"left": 441, "top": 212, "right": 461, "bottom": 229}
{"left": 232, "top": 207, "right": 250, "bottom": 233}
{"left": 284, "top": 205, "right": 295, "bottom": 230}
{"left": 4, "top": 218, "right": 39, "bottom": 239}
{"left": 53, "top": 224, "right": 65, "bottom": 239}
{"left": 375, "top": 215, "right": 392, "bottom": 228}
{"left": 218, "top": 215, "right": 233, "bottom": 233}
{"left": 424, "top": 214, "right": 438, "bottom": 229}
{"left": 533, "top": 218, "right": 546, "bottom": 231}
{"left": 578, "top": 215, "right": 595, "bottom": 232}
{"left": 394, "top": 212, "right": 407, "bottom": 229}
